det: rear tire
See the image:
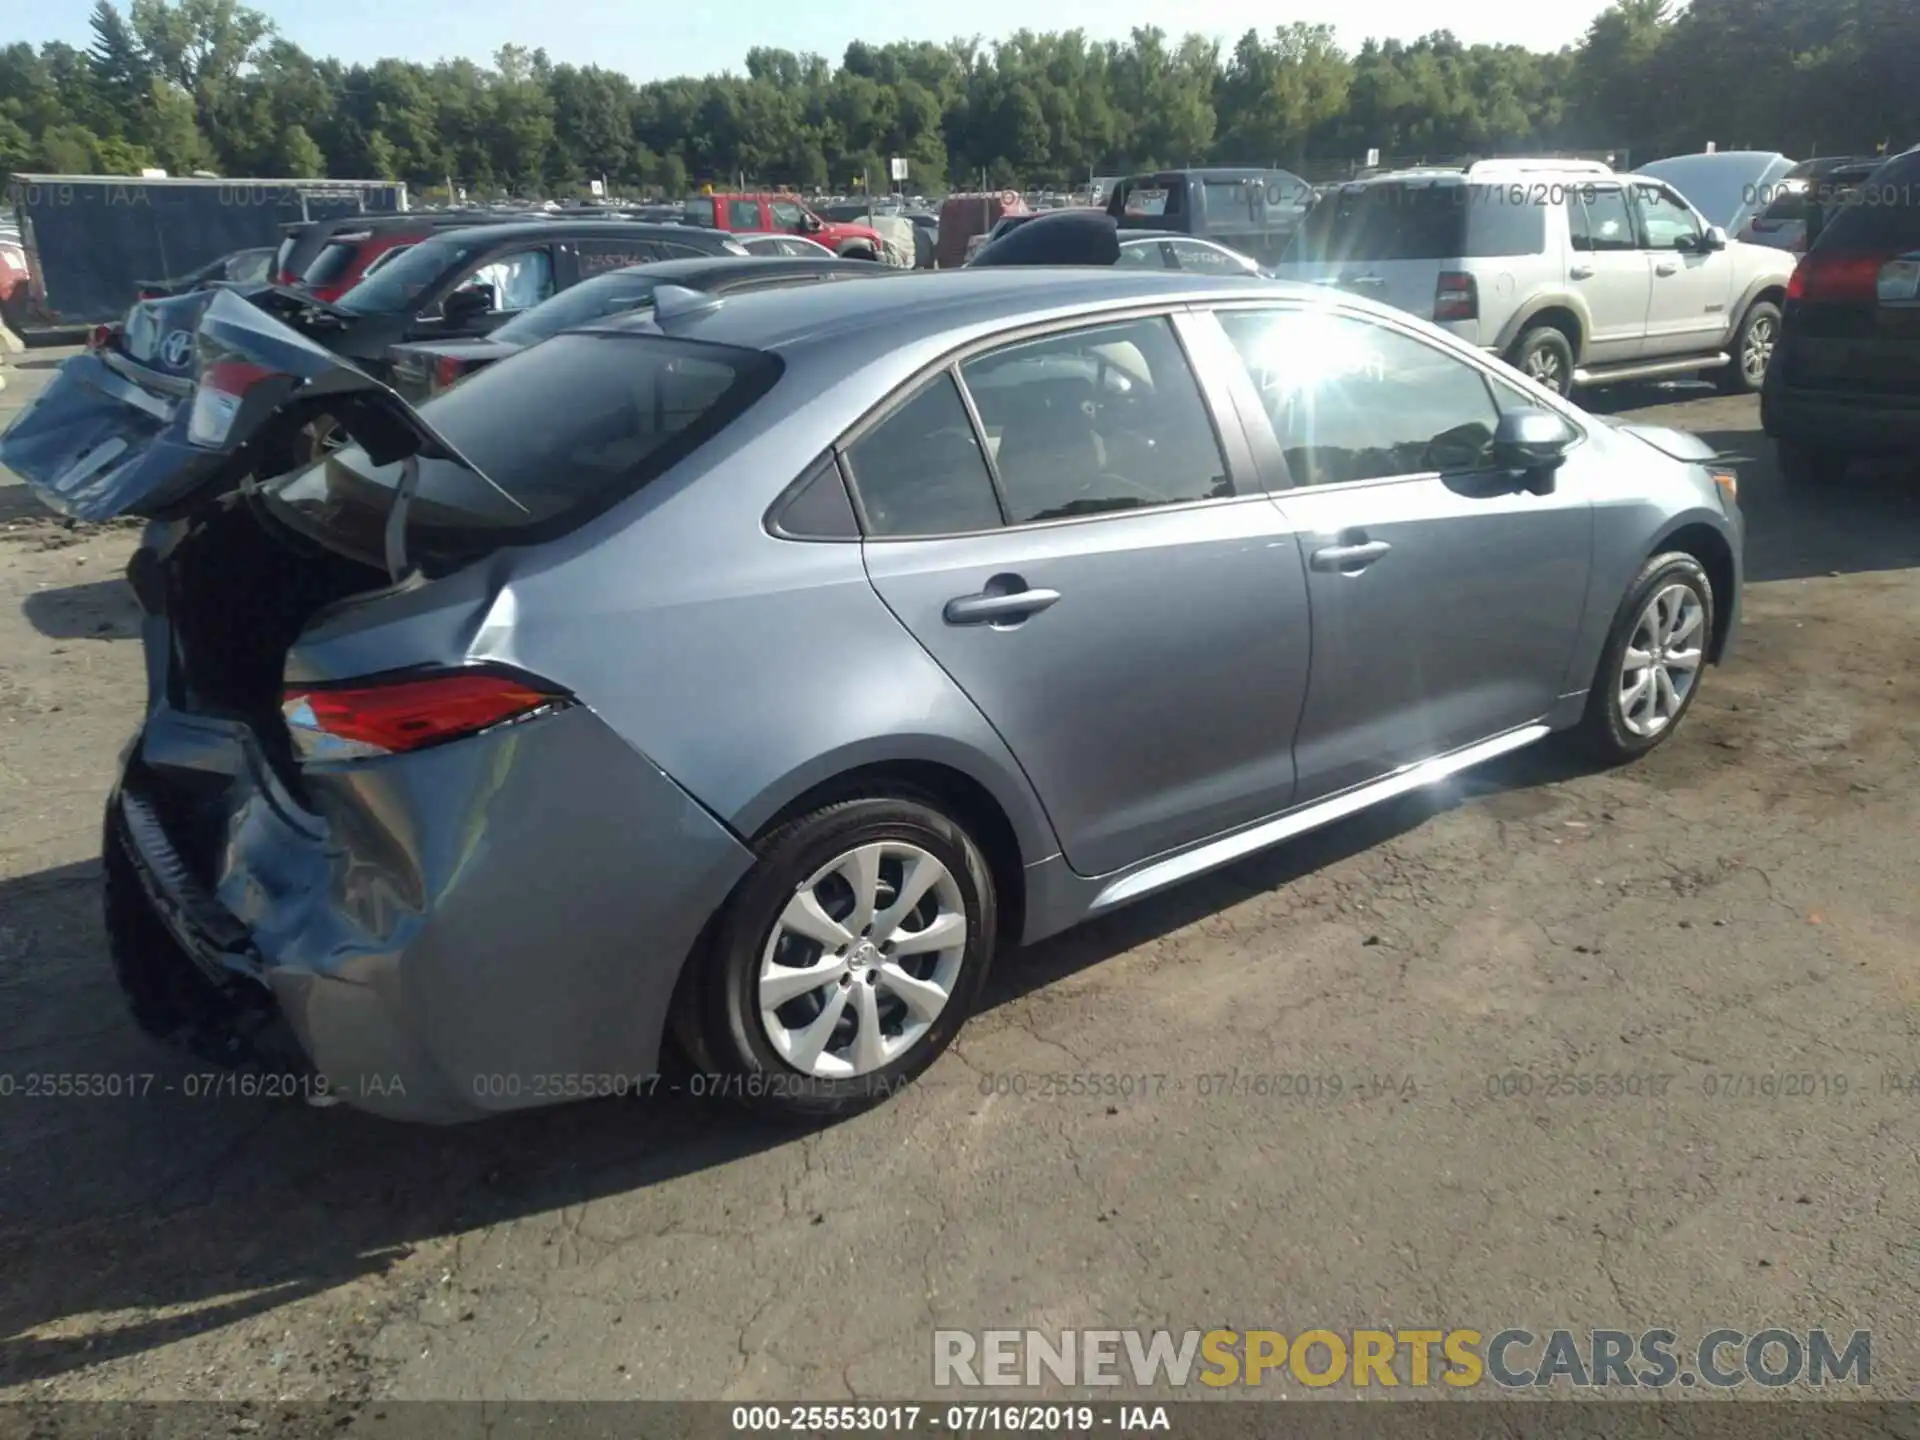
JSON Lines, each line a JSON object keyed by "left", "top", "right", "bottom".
{"left": 1717, "top": 300, "right": 1780, "bottom": 394}
{"left": 1568, "top": 552, "right": 1714, "bottom": 765}
{"left": 689, "top": 794, "right": 996, "bottom": 1118}
{"left": 1510, "top": 325, "right": 1575, "bottom": 398}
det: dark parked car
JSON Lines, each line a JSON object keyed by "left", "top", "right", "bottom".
{"left": 968, "top": 209, "right": 1263, "bottom": 276}
{"left": 136, "top": 247, "right": 276, "bottom": 300}
{"left": 1104, "top": 167, "right": 1315, "bottom": 267}
{"left": 113, "top": 220, "right": 753, "bottom": 389}
{"left": 1762, "top": 146, "right": 1920, "bottom": 483}
{"left": 385, "top": 254, "right": 888, "bottom": 401}
{"left": 0, "top": 269, "right": 1740, "bottom": 1122}
{"left": 274, "top": 211, "right": 544, "bottom": 300}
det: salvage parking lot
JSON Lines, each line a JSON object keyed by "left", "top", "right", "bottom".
{"left": 1, "top": 348, "right": 1917, "bottom": 1405}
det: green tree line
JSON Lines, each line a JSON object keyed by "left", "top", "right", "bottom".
{"left": 1, "top": 0, "right": 1913, "bottom": 196}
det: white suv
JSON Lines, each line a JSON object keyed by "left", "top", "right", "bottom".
{"left": 1274, "top": 159, "right": 1797, "bottom": 396}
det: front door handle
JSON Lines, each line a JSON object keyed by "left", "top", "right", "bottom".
{"left": 1654, "top": 261, "right": 1679, "bottom": 276}
{"left": 1310, "top": 539, "right": 1392, "bottom": 573}
{"left": 1569, "top": 264, "right": 1595, "bottom": 280}
{"left": 943, "top": 583, "right": 1062, "bottom": 626}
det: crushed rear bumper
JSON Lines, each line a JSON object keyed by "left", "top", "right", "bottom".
{"left": 107, "top": 705, "right": 756, "bottom": 1123}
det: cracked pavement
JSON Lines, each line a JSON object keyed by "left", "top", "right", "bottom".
{"left": 1, "top": 354, "right": 1917, "bottom": 1408}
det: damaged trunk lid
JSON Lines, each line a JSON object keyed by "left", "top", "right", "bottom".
{"left": 0, "top": 286, "right": 498, "bottom": 537}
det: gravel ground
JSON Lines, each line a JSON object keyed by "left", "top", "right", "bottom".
{"left": 1, "top": 351, "right": 1917, "bottom": 1412}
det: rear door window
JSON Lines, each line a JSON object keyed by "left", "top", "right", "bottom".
{"left": 1571, "top": 187, "right": 1636, "bottom": 251}
{"left": 575, "top": 238, "right": 670, "bottom": 276}
{"left": 1116, "top": 239, "right": 1171, "bottom": 268}
{"left": 728, "top": 199, "right": 764, "bottom": 230}
{"left": 959, "top": 316, "right": 1231, "bottom": 523}
{"left": 844, "top": 376, "right": 1004, "bottom": 537}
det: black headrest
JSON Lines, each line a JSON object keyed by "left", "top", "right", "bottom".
{"left": 970, "top": 210, "right": 1121, "bottom": 267}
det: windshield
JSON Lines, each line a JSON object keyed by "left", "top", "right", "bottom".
{"left": 490, "top": 271, "right": 666, "bottom": 344}
{"left": 1634, "top": 156, "right": 1779, "bottom": 230}
{"left": 332, "top": 234, "right": 481, "bottom": 314}
{"left": 262, "top": 332, "right": 782, "bottom": 565}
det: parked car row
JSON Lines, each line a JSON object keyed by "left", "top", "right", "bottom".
{"left": 2, "top": 143, "right": 1758, "bottom": 1126}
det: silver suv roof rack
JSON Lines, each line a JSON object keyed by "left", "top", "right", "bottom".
{"left": 1467, "top": 158, "right": 1615, "bottom": 177}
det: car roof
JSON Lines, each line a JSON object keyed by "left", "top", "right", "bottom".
{"left": 582, "top": 267, "right": 1306, "bottom": 355}
{"left": 433, "top": 220, "right": 724, "bottom": 245}
{"left": 607, "top": 255, "right": 873, "bottom": 283}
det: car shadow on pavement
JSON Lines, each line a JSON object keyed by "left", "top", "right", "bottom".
{"left": 0, "top": 742, "right": 1590, "bottom": 1386}
{"left": 1689, "top": 429, "right": 1920, "bottom": 583}
{"left": 22, "top": 578, "right": 143, "bottom": 640}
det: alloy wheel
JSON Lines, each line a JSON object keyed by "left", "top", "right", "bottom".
{"left": 1742, "top": 314, "right": 1776, "bottom": 385}
{"left": 1526, "top": 346, "right": 1567, "bottom": 394}
{"left": 757, "top": 841, "right": 968, "bottom": 1078}
{"left": 1618, "top": 582, "right": 1705, "bottom": 737}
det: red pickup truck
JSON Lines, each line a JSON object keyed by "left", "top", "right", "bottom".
{"left": 687, "top": 194, "right": 883, "bottom": 261}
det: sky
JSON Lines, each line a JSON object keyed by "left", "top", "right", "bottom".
{"left": 14, "top": 0, "right": 1618, "bottom": 81}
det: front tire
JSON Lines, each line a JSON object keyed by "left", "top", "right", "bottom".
{"left": 1718, "top": 299, "right": 1780, "bottom": 394}
{"left": 1570, "top": 552, "right": 1714, "bottom": 764}
{"left": 688, "top": 795, "right": 996, "bottom": 1117}
{"left": 1511, "top": 325, "right": 1575, "bottom": 398}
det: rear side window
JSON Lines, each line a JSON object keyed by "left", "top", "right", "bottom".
{"left": 685, "top": 198, "right": 717, "bottom": 227}
{"left": 302, "top": 238, "right": 369, "bottom": 287}
{"left": 960, "top": 317, "right": 1230, "bottom": 523}
{"left": 1287, "top": 184, "right": 1466, "bottom": 262}
{"left": 1462, "top": 188, "right": 1548, "bottom": 256}
{"left": 1203, "top": 180, "right": 1255, "bottom": 222}
{"left": 1817, "top": 155, "right": 1920, "bottom": 250}
{"left": 265, "top": 334, "right": 782, "bottom": 558}
{"left": 843, "top": 376, "right": 1004, "bottom": 538}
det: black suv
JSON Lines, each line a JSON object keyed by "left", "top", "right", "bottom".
{"left": 1763, "top": 147, "right": 1920, "bottom": 482}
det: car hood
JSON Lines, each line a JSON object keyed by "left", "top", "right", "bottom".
{"left": 1726, "top": 236, "right": 1798, "bottom": 284}
{"left": 1600, "top": 418, "right": 1726, "bottom": 465}
{"left": 0, "top": 286, "right": 486, "bottom": 523}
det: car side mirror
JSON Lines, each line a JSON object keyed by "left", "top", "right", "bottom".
{"left": 1493, "top": 408, "right": 1577, "bottom": 494}
{"left": 444, "top": 285, "right": 494, "bottom": 325}
{"left": 1700, "top": 225, "right": 1728, "bottom": 251}
{"left": 800, "top": 213, "right": 823, "bottom": 233}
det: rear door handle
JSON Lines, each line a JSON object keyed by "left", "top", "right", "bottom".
{"left": 1569, "top": 264, "right": 1595, "bottom": 280}
{"left": 943, "top": 585, "right": 1062, "bottom": 626}
{"left": 1310, "top": 540, "right": 1392, "bottom": 573}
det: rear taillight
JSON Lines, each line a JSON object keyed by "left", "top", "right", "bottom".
{"left": 87, "top": 324, "right": 115, "bottom": 351}
{"left": 432, "top": 355, "right": 466, "bottom": 393}
{"left": 1787, "top": 250, "right": 1906, "bottom": 304}
{"left": 186, "top": 358, "right": 274, "bottom": 448}
{"left": 280, "top": 669, "right": 568, "bottom": 762}
{"left": 1434, "top": 270, "right": 1478, "bottom": 322}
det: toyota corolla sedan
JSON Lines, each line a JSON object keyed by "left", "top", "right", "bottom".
{"left": 0, "top": 271, "right": 1743, "bottom": 1123}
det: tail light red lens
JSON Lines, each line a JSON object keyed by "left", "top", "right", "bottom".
{"left": 281, "top": 669, "right": 568, "bottom": 762}
{"left": 1434, "top": 270, "right": 1478, "bottom": 322}
{"left": 1787, "top": 250, "right": 1897, "bottom": 304}
{"left": 433, "top": 355, "right": 466, "bottom": 393}
{"left": 186, "top": 358, "right": 275, "bottom": 447}
{"left": 87, "top": 324, "right": 116, "bottom": 351}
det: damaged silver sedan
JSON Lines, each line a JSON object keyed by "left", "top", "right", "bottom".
{"left": 1, "top": 272, "right": 1743, "bottom": 1122}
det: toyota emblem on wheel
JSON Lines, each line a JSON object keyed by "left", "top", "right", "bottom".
{"left": 159, "top": 329, "right": 193, "bottom": 369}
